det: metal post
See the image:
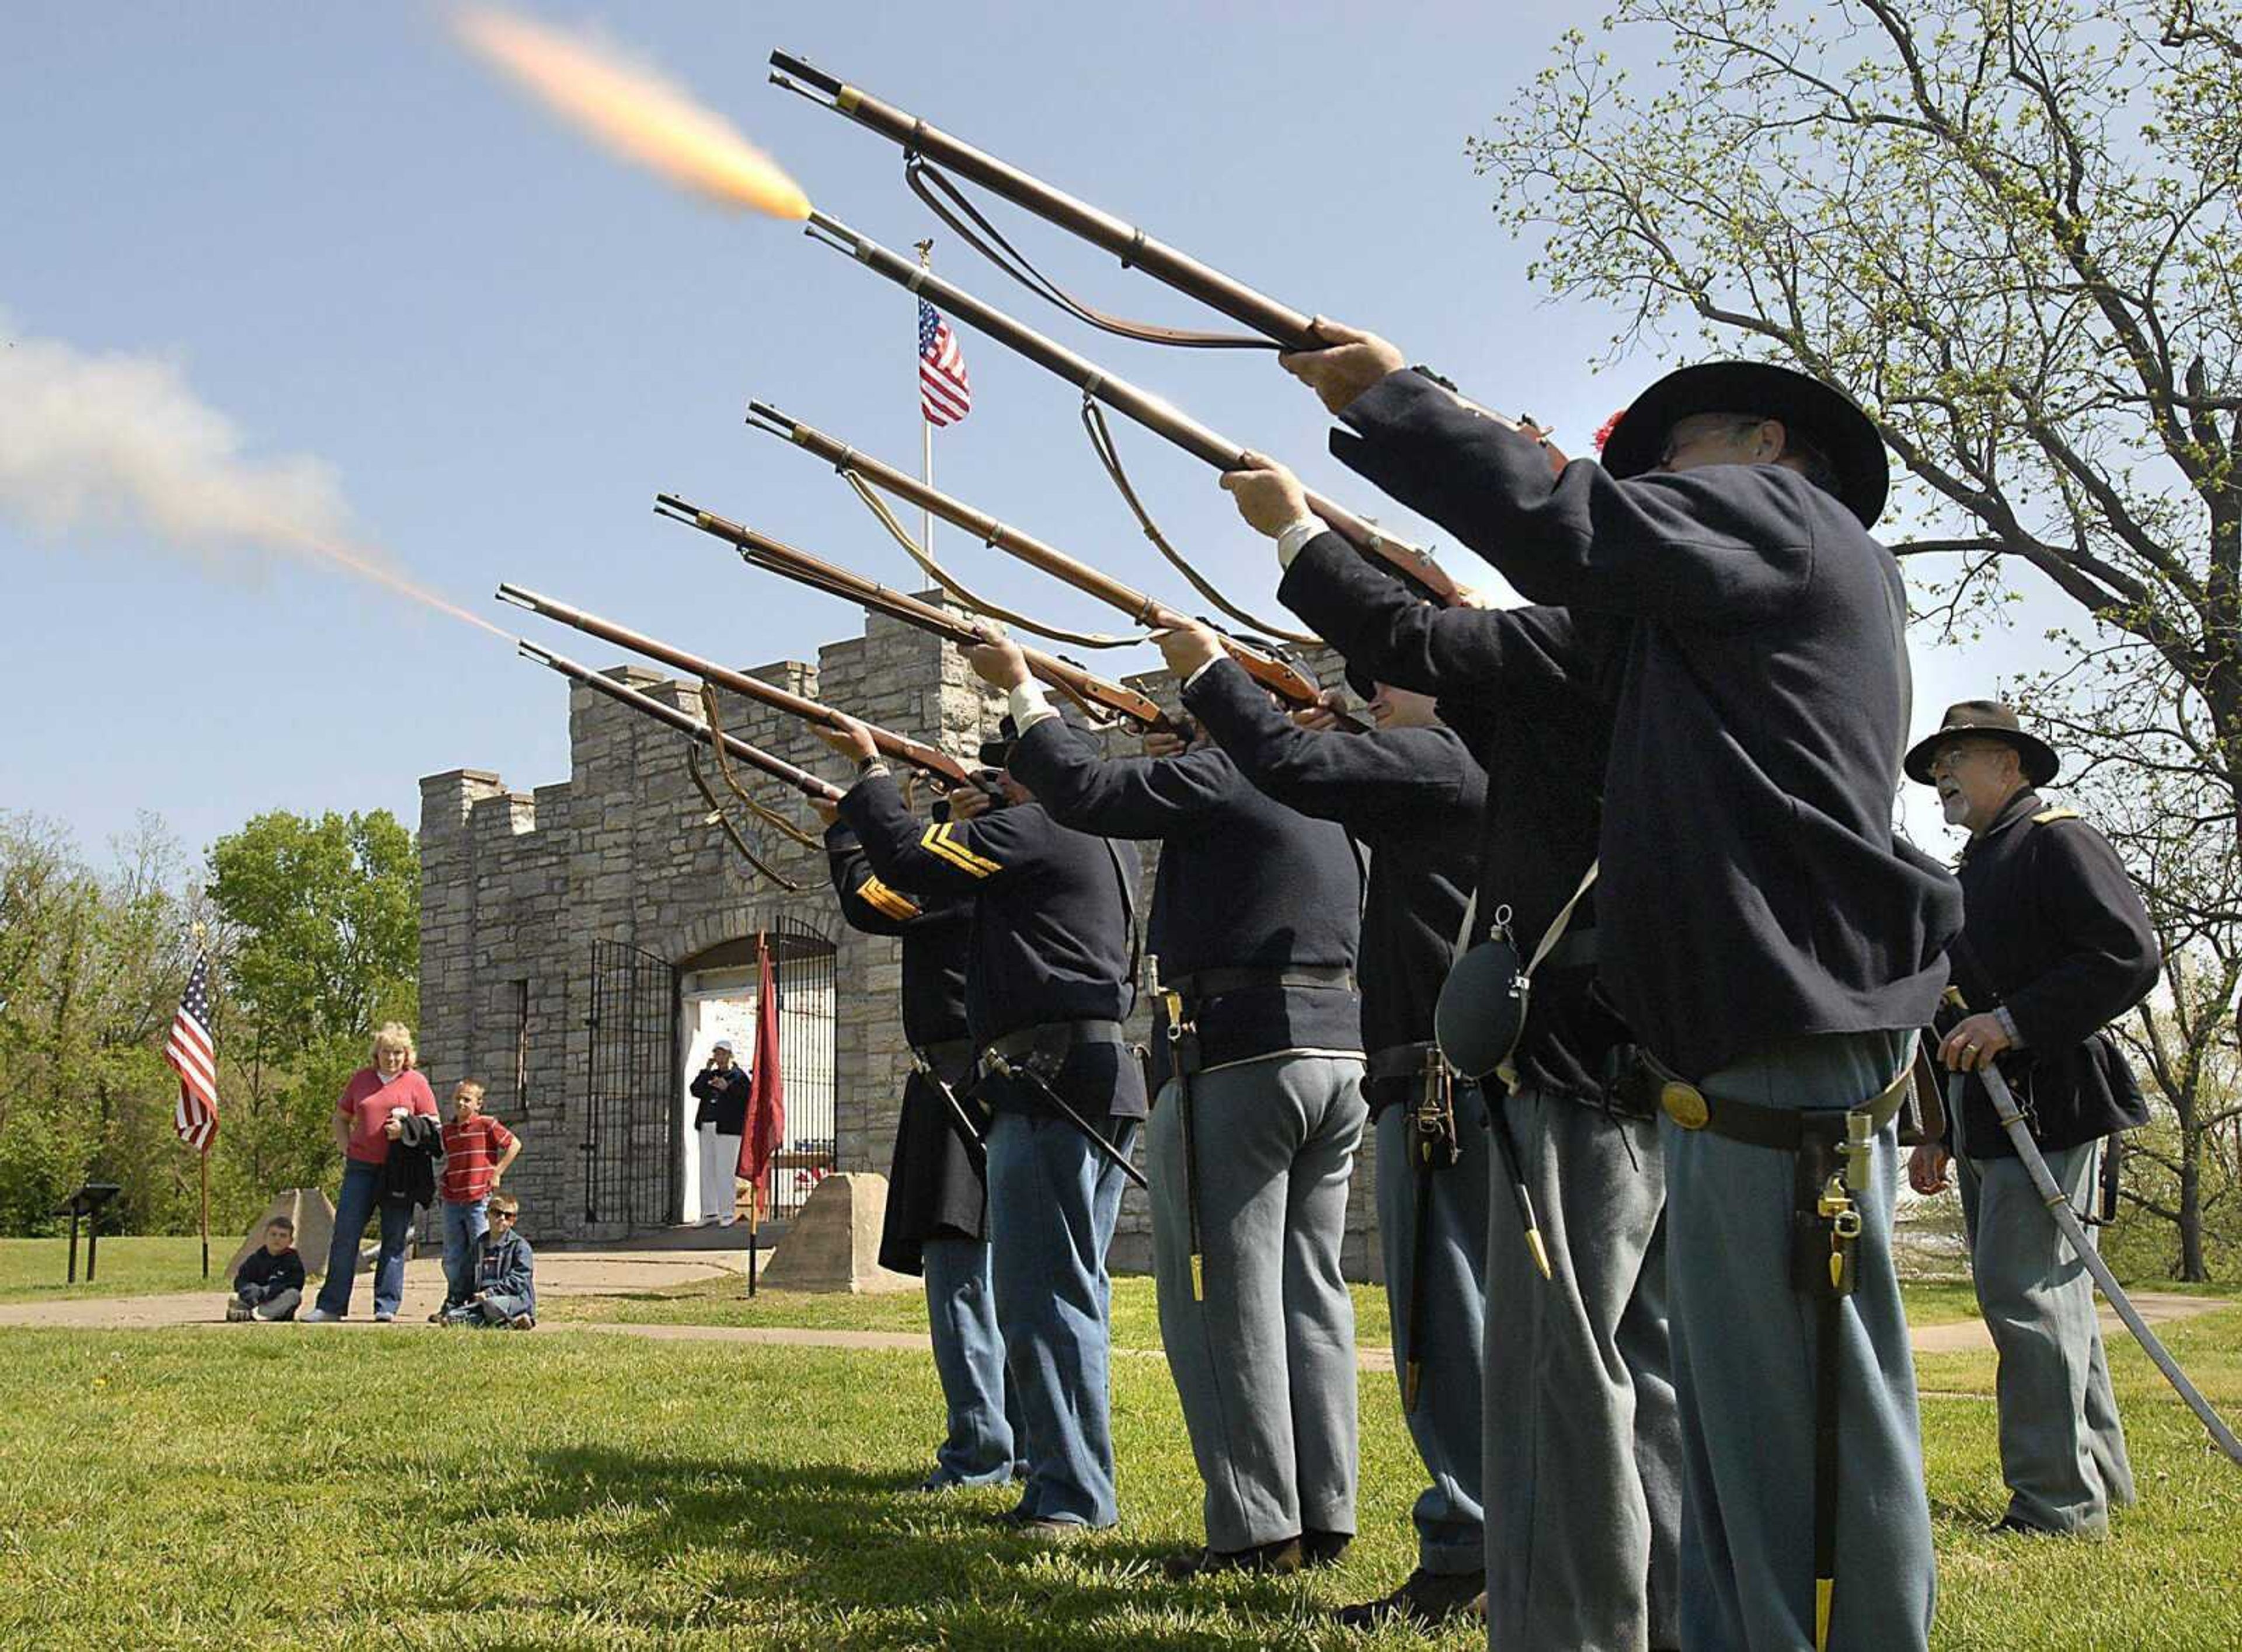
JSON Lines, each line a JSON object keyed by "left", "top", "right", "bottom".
{"left": 65, "top": 1211, "right": 79, "bottom": 1285}
{"left": 916, "top": 237, "right": 937, "bottom": 559}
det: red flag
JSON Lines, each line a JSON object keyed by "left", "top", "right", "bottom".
{"left": 737, "top": 933, "right": 786, "bottom": 1214}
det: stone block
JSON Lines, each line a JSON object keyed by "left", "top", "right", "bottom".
{"left": 757, "top": 1173, "right": 917, "bottom": 1294}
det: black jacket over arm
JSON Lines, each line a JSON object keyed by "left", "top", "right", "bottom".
{"left": 839, "top": 773, "right": 1144, "bottom": 1121}
{"left": 1181, "top": 657, "right": 1478, "bottom": 1113}
{"left": 1325, "top": 366, "right": 1962, "bottom": 1078}
{"left": 1947, "top": 790, "right": 2159, "bottom": 1156}
{"left": 1009, "top": 716, "right": 1363, "bottom": 1078}
{"left": 1276, "top": 543, "right": 1630, "bottom": 1102}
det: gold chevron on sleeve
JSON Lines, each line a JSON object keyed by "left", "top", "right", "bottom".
{"left": 920, "top": 821, "right": 1001, "bottom": 878}
{"left": 857, "top": 876, "right": 922, "bottom": 921}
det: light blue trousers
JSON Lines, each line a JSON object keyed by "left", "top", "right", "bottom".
{"left": 1485, "top": 1089, "right": 1680, "bottom": 1652}
{"left": 1149, "top": 1053, "right": 1368, "bottom": 1553}
{"left": 1374, "top": 1086, "right": 1490, "bottom": 1577}
{"left": 1664, "top": 1031, "right": 1934, "bottom": 1652}
{"left": 1958, "top": 1139, "right": 2134, "bottom": 1534}
{"left": 984, "top": 1110, "right": 1137, "bottom": 1528}
{"left": 921, "top": 1235, "right": 1024, "bottom": 1486}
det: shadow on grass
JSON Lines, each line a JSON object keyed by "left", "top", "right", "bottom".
{"left": 508, "top": 1444, "right": 1327, "bottom": 1651}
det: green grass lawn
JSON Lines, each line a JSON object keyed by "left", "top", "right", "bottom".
{"left": 0, "top": 1235, "right": 218, "bottom": 1302}
{"left": 2, "top": 1299, "right": 2238, "bottom": 1648}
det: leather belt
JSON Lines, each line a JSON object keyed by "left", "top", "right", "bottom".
{"left": 1623, "top": 1051, "right": 1912, "bottom": 1147}
{"left": 980, "top": 1019, "right": 1127, "bottom": 1067}
{"left": 1166, "top": 964, "right": 1355, "bottom": 1003}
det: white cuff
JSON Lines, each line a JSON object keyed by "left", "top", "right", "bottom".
{"left": 1994, "top": 1004, "right": 2026, "bottom": 1050}
{"left": 1275, "top": 517, "right": 1325, "bottom": 569}
{"left": 1182, "top": 657, "right": 1224, "bottom": 692}
{"left": 1007, "top": 681, "right": 1060, "bottom": 732}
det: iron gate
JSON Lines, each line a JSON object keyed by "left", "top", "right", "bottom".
{"left": 762, "top": 919, "right": 837, "bottom": 1222}
{"left": 582, "top": 940, "right": 680, "bottom": 1227}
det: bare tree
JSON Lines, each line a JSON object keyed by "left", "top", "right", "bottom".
{"left": 1473, "top": 0, "right": 2241, "bottom": 1274}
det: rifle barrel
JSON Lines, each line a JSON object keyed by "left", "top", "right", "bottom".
{"left": 770, "top": 50, "right": 1315, "bottom": 347}
{"left": 800, "top": 212, "right": 1464, "bottom": 606}
{"left": 743, "top": 402, "right": 1323, "bottom": 707}
{"left": 517, "top": 640, "right": 843, "bottom": 801}
{"left": 654, "top": 496, "right": 1182, "bottom": 736}
{"left": 496, "top": 582, "right": 966, "bottom": 784}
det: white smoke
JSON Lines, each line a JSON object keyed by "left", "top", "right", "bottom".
{"left": 0, "top": 309, "right": 365, "bottom": 572}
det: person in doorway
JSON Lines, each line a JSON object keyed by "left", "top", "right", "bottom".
{"left": 691, "top": 1038, "right": 752, "bottom": 1226}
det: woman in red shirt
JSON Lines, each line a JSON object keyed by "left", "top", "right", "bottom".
{"left": 301, "top": 1022, "right": 440, "bottom": 1322}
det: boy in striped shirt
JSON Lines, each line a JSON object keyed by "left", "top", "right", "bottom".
{"left": 431, "top": 1080, "right": 521, "bottom": 1321}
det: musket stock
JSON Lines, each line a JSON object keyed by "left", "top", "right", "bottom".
{"left": 497, "top": 583, "right": 967, "bottom": 785}
{"left": 743, "top": 401, "right": 1324, "bottom": 708}
{"left": 798, "top": 211, "right": 1470, "bottom": 607}
{"left": 517, "top": 640, "right": 844, "bottom": 803}
{"left": 653, "top": 495, "right": 1185, "bottom": 738}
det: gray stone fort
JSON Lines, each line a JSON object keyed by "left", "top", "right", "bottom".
{"left": 417, "top": 597, "right": 1382, "bottom": 1278}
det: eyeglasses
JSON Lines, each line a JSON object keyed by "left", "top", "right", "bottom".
{"left": 490, "top": 1210, "right": 518, "bottom": 1221}
{"left": 1927, "top": 742, "right": 2003, "bottom": 777}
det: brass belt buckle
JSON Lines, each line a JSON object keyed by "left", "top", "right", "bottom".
{"left": 1659, "top": 1080, "right": 1710, "bottom": 1130}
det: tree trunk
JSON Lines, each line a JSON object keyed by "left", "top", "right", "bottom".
{"left": 2178, "top": 1138, "right": 2208, "bottom": 1282}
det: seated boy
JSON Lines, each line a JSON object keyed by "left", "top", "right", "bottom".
{"left": 443, "top": 1192, "right": 536, "bottom": 1329}
{"left": 430, "top": 1078, "right": 521, "bottom": 1323}
{"left": 228, "top": 1217, "right": 306, "bottom": 1322}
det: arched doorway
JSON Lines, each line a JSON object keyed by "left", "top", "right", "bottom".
{"left": 676, "top": 918, "right": 838, "bottom": 1224}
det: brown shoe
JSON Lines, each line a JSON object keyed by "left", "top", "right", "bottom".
{"left": 1162, "top": 1536, "right": 1303, "bottom": 1580}
{"left": 1333, "top": 1567, "right": 1485, "bottom": 1629}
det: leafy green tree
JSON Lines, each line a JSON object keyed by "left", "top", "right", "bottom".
{"left": 1472, "top": 0, "right": 2242, "bottom": 1275}
{"left": 206, "top": 810, "right": 418, "bottom": 1207}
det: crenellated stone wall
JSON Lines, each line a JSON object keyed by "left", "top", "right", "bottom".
{"left": 419, "top": 598, "right": 1384, "bottom": 1278}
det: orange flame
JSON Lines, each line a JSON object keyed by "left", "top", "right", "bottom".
{"left": 453, "top": 7, "right": 812, "bottom": 220}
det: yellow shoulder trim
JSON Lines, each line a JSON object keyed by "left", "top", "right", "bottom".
{"left": 2034, "top": 807, "right": 2081, "bottom": 824}
{"left": 920, "top": 821, "right": 1000, "bottom": 878}
{"left": 856, "top": 876, "right": 921, "bottom": 922}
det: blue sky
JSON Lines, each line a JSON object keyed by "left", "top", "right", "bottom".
{"left": 1, "top": 2, "right": 2026, "bottom": 864}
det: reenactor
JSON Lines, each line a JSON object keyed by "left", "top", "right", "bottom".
{"left": 1228, "top": 514, "right": 1683, "bottom": 1648}
{"left": 1235, "top": 335, "right": 1962, "bottom": 1652}
{"left": 820, "top": 793, "right": 1022, "bottom": 1493}
{"left": 1905, "top": 700, "right": 2156, "bottom": 1535}
{"left": 967, "top": 636, "right": 1370, "bottom": 1580}
{"left": 1154, "top": 621, "right": 1490, "bottom": 1627}
{"left": 814, "top": 714, "right": 1145, "bottom": 1540}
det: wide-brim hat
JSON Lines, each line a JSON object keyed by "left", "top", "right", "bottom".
{"left": 1599, "top": 361, "right": 1889, "bottom": 529}
{"left": 976, "top": 713, "right": 1019, "bottom": 770}
{"left": 1902, "top": 700, "right": 2059, "bottom": 788}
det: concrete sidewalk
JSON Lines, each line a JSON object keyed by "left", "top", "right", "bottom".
{"left": 0, "top": 1250, "right": 2224, "bottom": 1367}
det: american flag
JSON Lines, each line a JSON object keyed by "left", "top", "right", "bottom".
{"left": 918, "top": 298, "right": 972, "bottom": 426}
{"left": 165, "top": 950, "right": 219, "bottom": 1153}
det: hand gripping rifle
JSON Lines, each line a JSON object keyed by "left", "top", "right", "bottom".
{"left": 497, "top": 583, "right": 969, "bottom": 786}
{"left": 653, "top": 495, "right": 1188, "bottom": 740}
{"left": 743, "top": 401, "right": 1325, "bottom": 710}
{"left": 1946, "top": 992, "right": 2242, "bottom": 1468}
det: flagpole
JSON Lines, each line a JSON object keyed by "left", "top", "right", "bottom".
{"left": 193, "top": 921, "right": 211, "bottom": 1281}
{"left": 915, "top": 238, "right": 936, "bottom": 559}
{"left": 746, "top": 927, "right": 767, "bottom": 1299}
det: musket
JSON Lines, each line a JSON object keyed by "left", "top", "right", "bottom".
{"left": 517, "top": 639, "right": 843, "bottom": 803}
{"left": 743, "top": 401, "right": 1324, "bottom": 708}
{"left": 767, "top": 58, "right": 1565, "bottom": 453}
{"left": 653, "top": 494, "right": 1184, "bottom": 737}
{"left": 1948, "top": 992, "right": 2242, "bottom": 1469}
{"left": 795, "top": 212, "right": 1474, "bottom": 608}
{"left": 497, "top": 583, "right": 969, "bottom": 785}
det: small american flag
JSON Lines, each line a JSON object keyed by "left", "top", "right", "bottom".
{"left": 918, "top": 298, "right": 972, "bottom": 426}
{"left": 165, "top": 950, "right": 219, "bottom": 1153}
